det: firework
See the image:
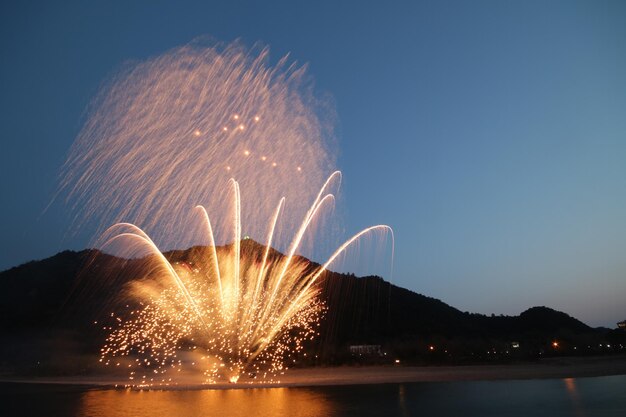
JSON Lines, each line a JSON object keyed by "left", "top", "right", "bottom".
{"left": 60, "top": 40, "right": 338, "bottom": 253}
{"left": 97, "top": 175, "right": 391, "bottom": 386}
{"left": 61, "top": 41, "right": 392, "bottom": 386}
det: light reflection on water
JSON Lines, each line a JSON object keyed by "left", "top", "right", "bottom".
{"left": 563, "top": 377, "right": 585, "bottom": 417}
{"left": 2, "top": 375, "right": 625, "bottom": 417}
{"left": 78, "top": 387, "right": 331, "bottom": 417}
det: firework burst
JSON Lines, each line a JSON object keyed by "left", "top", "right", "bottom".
{"left": 97, "top": 174, "right": 391, "bottom": 386}
{"left": 60, "top": 41, "right": 392, "bottom": 386}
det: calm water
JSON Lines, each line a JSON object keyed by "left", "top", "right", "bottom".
{"left": 1, "top": 375, "right": 625, "bottom": 417}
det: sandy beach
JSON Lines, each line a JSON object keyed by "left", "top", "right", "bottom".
{"left": 3, "top": 356, "right": 626, "bottom": 390}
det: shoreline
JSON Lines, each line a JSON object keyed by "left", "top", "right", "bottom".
{"left": 3, "top": 356, "right": 626, "bottom": 390}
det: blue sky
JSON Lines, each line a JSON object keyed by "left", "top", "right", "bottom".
{"left": 1, "top": 0, "right": 625, "bottom": 327}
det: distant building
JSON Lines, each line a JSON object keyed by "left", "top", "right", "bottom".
{"left": 349, "top": 345, "right": 382, "bottom": 356}
{"left": 618, "top": 320, "right": 626, "bottom": 330}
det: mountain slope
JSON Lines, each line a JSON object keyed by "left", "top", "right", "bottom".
{"left": 0, "top": 247, "right": 611, "bottom": 372}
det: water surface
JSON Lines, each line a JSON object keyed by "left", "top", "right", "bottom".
{"left": 2, "top": 375, "right": 625, "bottom": 417}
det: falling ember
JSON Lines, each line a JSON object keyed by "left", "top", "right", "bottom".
{"left": 60, "top": 40, "right": 337, "bottom": 250}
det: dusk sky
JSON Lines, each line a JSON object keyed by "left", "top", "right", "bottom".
{"left": 1, "top": 0, "right": 625, "bottom": 327}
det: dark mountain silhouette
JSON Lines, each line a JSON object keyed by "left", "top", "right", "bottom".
{"left": 0, "top": 245, "right": 618, "bottom": 374}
